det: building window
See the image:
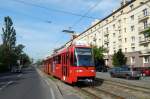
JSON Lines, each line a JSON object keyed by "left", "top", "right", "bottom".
{"left": 143, "top": 20, "right": 148, "bottom": 29}
{"left": 144, "top": 44, "right": 148, "bottom": 48}
{"left": 131, "top": 56, "right": 135, "bottom": 63}
{"left": 143, "top": 8, "right": 148, "bottom": 16}
{"left": 124, "top": 18, "right": 126, "bottom": 23}
{"left": 121, "top": 10, "right": 123, "bottom": 14}
{"left": 106, "top": 20, "right": 108, "bottom": 24}
{"left": 113, "top": 33, "right": 115, "bottom": 37}
{"left": 113, "top": 24, "right": 115, "bottom": 29}
{"left": 130, "top": 4, "right": 134, "bottom": 10}
{"left": 131, "top": 36, "right": 135, "bottom": 42}
{"left": 125, "top": 48, "right": 127, "bottom": 52}
{"left": 131, "top": 15, "right": 134, "bottom": 20}
{"left": 119, "top": 39, "right": 122, "bottom": 43}
{"left": 131, "top": 47, "right": 135, "bottom": 51}
{"left": 131, "top": 25, "right": 135, "bottom": 31}
{"left": 143, "top": 56, "right": 149, "bottom": 63}
{"left": 106, "top": 27, "right": 109, "bottom": 33}
{"left": 118, "top": 20, "right": 121, "bottom": 24}
{"left": 125, "top": 38, "right": 127, "bottom": 42}
{"left": 113, "top": 16, "right": 115, "bottom": 20}
{"left": 119, "top": 30, "right": 121, "bottom": 34}
{"left": 124, "top": 28, "right": 126, "bottom": 33}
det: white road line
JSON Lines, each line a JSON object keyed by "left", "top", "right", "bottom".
{"left": 17, "top": 74, "right": 22, "bottom": 77}
{"left": 44, "top": 79, "right": 50, "bottom": 86}
{"left": 0, "top": 81, "right": 13, "bottom": 91}
{"left": 50, "top": 88, "right": 55, "bottom": 99}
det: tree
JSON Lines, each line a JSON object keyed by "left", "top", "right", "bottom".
{"left": 142, "top": 28, "right": 150, "bottom": 37}
{"left": 92, "top": 46, "right": 106, "bottom": 71}
{"left": 112, "top": 49, "right": 127, "bottom": 67}
{"left": 2, "top": 16, "right": 16, "bottom": 49}
{"left": 0, "top": 16, "right": 31, "bottom": 72}
{"left": 20, "top": 53, "right": 31, "bottom": 67}
{"left": 0, "top": 16, "right": 17, "bottom": 71}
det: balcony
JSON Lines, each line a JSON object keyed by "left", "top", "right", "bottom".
{"left": 104, "top": 32, "right": 109, "bottom": 36}
{"left": 104, "top": 40, "right": 109, "bottom": 44}
{"left": 118, "top": 34, "right": 122, "bottom": 38}
{"left": 139, "top": 37, "right": 150, "bottom": 45}
{"left": 118, "top": 45, "right": 122, "bottom": 48}
{"left": 131, "top": 43, "right": 135, "bottom": 46}
{"left": 138, "top": 12, "right": 150, "bottom": 22}
{"left": 140, "top": 49, "right": 150, "bottom": 54}
{"left": 138, "top": 24, "right": 150, "bottom": 33}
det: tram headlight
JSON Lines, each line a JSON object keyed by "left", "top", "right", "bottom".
{"left": 91, "top": 70, "right": 95, "bottom": 72}
{"left": 76, "top": 70, "right": 83, "bottom": 72}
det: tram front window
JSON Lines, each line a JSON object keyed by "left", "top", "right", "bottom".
{"left": 75, "top": 48, "right": 94, "bottom": 66}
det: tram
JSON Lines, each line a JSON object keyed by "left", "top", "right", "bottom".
{"left": 43, "top": 41, "right": 96, "bottom": 84}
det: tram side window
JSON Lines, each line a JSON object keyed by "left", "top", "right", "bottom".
{"left": 65, "top": 53, "right": 67, "bottom": 65}
{"left": 58, "top": 55, "right": 61, "bottom": 64}
{"left": 70, "top": 52, "right": 73, "bottom": 65}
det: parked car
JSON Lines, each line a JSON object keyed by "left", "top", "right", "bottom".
{"left": 132, "top": 67, "right": 150, "bottom": 76}
{"left": 96, "top": 65, "right": 109, "bottom": 72}
{"left": 11, "top": 65, "right": 22, "bottom": 73}
{"left": 109, "top": 66, "right": 141, "bottom": 79}
{"left": 143, "top": 67, "right": 150, "bottom": 76}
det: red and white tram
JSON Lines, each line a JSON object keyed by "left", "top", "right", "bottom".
{"left": 43, "top": 42, "right": 96, "bottom": 84}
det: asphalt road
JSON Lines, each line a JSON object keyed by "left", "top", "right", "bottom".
{"left": 0, "top": 67, "right": 53, "bottom": 99}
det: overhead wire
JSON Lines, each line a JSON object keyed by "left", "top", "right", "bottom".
{"left": 71, "top": 0, "right": 102, "bottom": 28}
{"left": 0, "top": 7, "right": 52, "bottom": 24}
{"left": 11, "top": 0, "right": 99, "bottom": 19}
{"left": 8, "top": 0, "right": 102, "bottom": 50}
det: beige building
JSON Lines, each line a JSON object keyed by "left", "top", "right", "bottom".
{"left": 72, "top": 0, "right": 150, "bottom": 67}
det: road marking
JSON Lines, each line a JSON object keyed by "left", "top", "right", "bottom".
{"left": 44, "top": 79, "right": 50, "bottom": 86}
{"left": 0, "top": 81, "right": 13, "bottom": 91}
{"left": 50, "top": 88, "right": 55, "bottom": 99}
{"left": 17, "top": 74, "right": 22, "bottom": 77}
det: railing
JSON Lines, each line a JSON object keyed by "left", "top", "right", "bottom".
{"left": 104, "top": 32, "right": 109, "bottom": 36}
{"left": 104, "top": 40, "right": 109, "bottom": 44}
{"left": 131, "top": 43, "right": 135, "bottom": 46}
{"left": 139, "top": 37, "right": 150, "bottom": 44}
{"left": 140, "top": 49, "right": 150, "bottom": 54}
{"left": 138, "top": 24, "right": 150, "bottom": 33}
{"left": 138, "top": 12, "right": 150, "bottom": 21}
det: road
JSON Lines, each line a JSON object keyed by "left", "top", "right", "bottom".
{"left": 0, "top": 67, "right": 54, "bottom": 99}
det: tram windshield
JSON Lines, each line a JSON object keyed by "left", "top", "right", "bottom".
{"left": 75, "top": 48, "right": 94, "bottom": 66}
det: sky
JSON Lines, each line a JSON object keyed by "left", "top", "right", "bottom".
{"left": 0, "top": 0, "right": 122, "bottom": 61}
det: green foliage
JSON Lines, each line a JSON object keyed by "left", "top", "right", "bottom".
{"left": 92, "top": 46, "right": 106, "bottom": 67}
{"left": 0, "top": 16, "right": 31, "bottom": 72}
{"left": 142, "top": 28, "right": 150, "bottom": 37}
{"left": 2, "top": 16, "right": 16, "bottom": 49}
{"left": 112, "top": 49, "right": 127, "bottom": 67}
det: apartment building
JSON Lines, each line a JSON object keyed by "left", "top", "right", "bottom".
{"left": 72, "top": 0, "right": 150, "bottom": 67}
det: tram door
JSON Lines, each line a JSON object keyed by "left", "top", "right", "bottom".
{"left": 62, "top": 53, "right": 69, "bottom": 81}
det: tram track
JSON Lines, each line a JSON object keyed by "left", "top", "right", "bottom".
{"left": 76, "top": 87, "right": 102, "bottom": 99}
{"left": 47, "top": 74, "right": 150, "bottom": 99}
{"left": 79, "top": 87, "right": 124, "bottom": 99}
{"left": 96, "top": 78, "right": 150, "bottom": 94}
